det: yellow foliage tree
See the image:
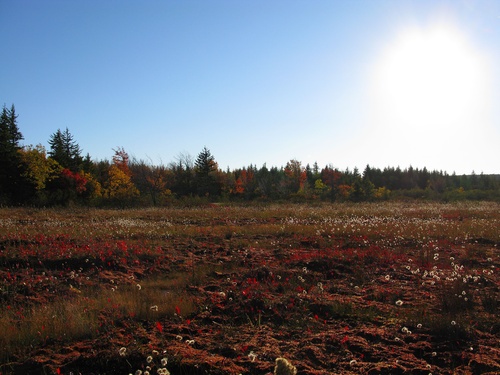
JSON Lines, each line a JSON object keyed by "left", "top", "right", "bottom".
{"left": 105, "top": 164, "right": 139, "bottom": 202}
{"left": 81, "top": 171, "right": 102, "bottom": 199}
{"left": 374, "top": 186, "right": 391, "bottom": 200}
{"left": 19, "top": 144, "right": 62, "bottom": 190}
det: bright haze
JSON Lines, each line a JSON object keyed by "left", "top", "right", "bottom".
{"left": 1, "top": 0, "right": 499, "bottom": 174}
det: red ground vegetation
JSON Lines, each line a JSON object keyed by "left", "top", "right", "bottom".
{"left": 0, "top": 203, "right": 499, "bottom": 374}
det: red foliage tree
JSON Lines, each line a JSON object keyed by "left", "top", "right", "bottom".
{"left": 112, "top": 147, "right": 131, "bottom": 177}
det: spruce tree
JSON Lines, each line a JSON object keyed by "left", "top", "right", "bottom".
{"left": 48, "top": 128, "right": 83, "bottom": 172}
{"left": 0, "top": 104, "right": 29, "bottom": 204}
{"left": 194, "top": 147, "right": 220, "bottom": 197}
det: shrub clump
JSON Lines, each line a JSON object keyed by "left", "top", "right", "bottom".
{"left": 274, "top": 357, "right": 297, "bottom": 375}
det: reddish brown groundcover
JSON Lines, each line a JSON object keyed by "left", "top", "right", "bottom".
{"left": 0, "top": 203, "right": 499, "bottom": 374}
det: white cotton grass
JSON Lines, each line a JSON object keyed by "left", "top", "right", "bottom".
{"left": 119, "top": 347, "right": 127, "bottom": 356}
{"left": 317, "top": 282, "right": 324, "bottom": 292}
{"left": 395, "top": 300, "right": 404, "bottom": 306}
{"left": 401, "top": 326, "right": 411, "bottom": 334}
{"left": 131, "top": 353, "right": 170, "bottom": 375}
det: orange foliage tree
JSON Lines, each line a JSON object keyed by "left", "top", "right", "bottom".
{"left": 112, "top": 147, "right": 131, "bottom": 176}
{"left": 284, "top": 159, "right": 307, "bottom": 194}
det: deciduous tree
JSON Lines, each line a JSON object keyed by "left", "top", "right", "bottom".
{"left": 130, "top": 159, "right": 171, "bottom": 205}
{"left": 19, "top": 144, "right": 62, "bottom": 190}
{"left": 105, "top": 164, "right": 139, "bottom": 205}
{"left": 112, "top": 147, "right": 131, "bottom": 176}
{"left": 284, "top": 159, "right": 307, "bottom": 194}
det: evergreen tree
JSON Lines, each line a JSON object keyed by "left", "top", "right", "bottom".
{"left": 194, "top": 147, "right": 220, "bottom": 197}
{"left": 254, "top": 163, "right": 273, "bottom": 198}
{"left": 0, "top": 104, "right": 23, "bottom": 148}
{"left": 48, "top": 128, "right": 83, "bottom": 172}
{"left": 0, "top": 104, "right": 29, "bottom": 203}
{"left": 305, "top": 163, "right": 315, "bottom": 188}
{"left": 81, "top": 153, "right": 93, "bottom": 173}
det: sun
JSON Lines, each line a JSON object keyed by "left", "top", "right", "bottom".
{"left": 365, "top": 23, "right": 492, "bottom": 169}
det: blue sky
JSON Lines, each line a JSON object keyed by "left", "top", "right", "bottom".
{"left": 1, "top": 0, "right": 499, "bottom": 174}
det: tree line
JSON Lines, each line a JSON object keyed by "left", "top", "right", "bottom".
{"left": 1, "top": 104, "right": 499, "bottom": 206}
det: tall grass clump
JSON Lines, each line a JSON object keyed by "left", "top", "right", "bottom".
{"left": 0, "top": 272, "right": 199, "bottom": 363}
{"left": 0, "top": 298, "right": 100, "bottom": 362}
{"left": 103, "top": 276, "right": 199, "bottom": 321}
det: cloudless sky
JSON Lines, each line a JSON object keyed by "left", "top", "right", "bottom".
{"left": 1, "top": 0, "right": 499, "bottom": 174}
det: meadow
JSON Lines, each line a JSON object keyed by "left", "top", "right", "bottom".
{"left": 0, "top": 202, "right": 499, "bottom": 375}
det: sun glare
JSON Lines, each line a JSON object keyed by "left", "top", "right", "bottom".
{"left": 366, "top": 23, "right": 492, "bottom": 170}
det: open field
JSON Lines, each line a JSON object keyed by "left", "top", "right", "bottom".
{"left": 0, "top": 202, "right": 499, "bottom": 375}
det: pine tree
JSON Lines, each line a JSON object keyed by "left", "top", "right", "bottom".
{"left": 170, "top": 153, "right": 195, "bottom": 196}
{"left": 48, "top": 128, "right": 83, "bottom": 171}
{"left": 0, "top": 104, "right": 23, "bottom": 149}
{"left": 194, "top": 147, "right": 220, "bottom": 197}
{"left": 0, "top": 104, "right": 28, "bottom": 203}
